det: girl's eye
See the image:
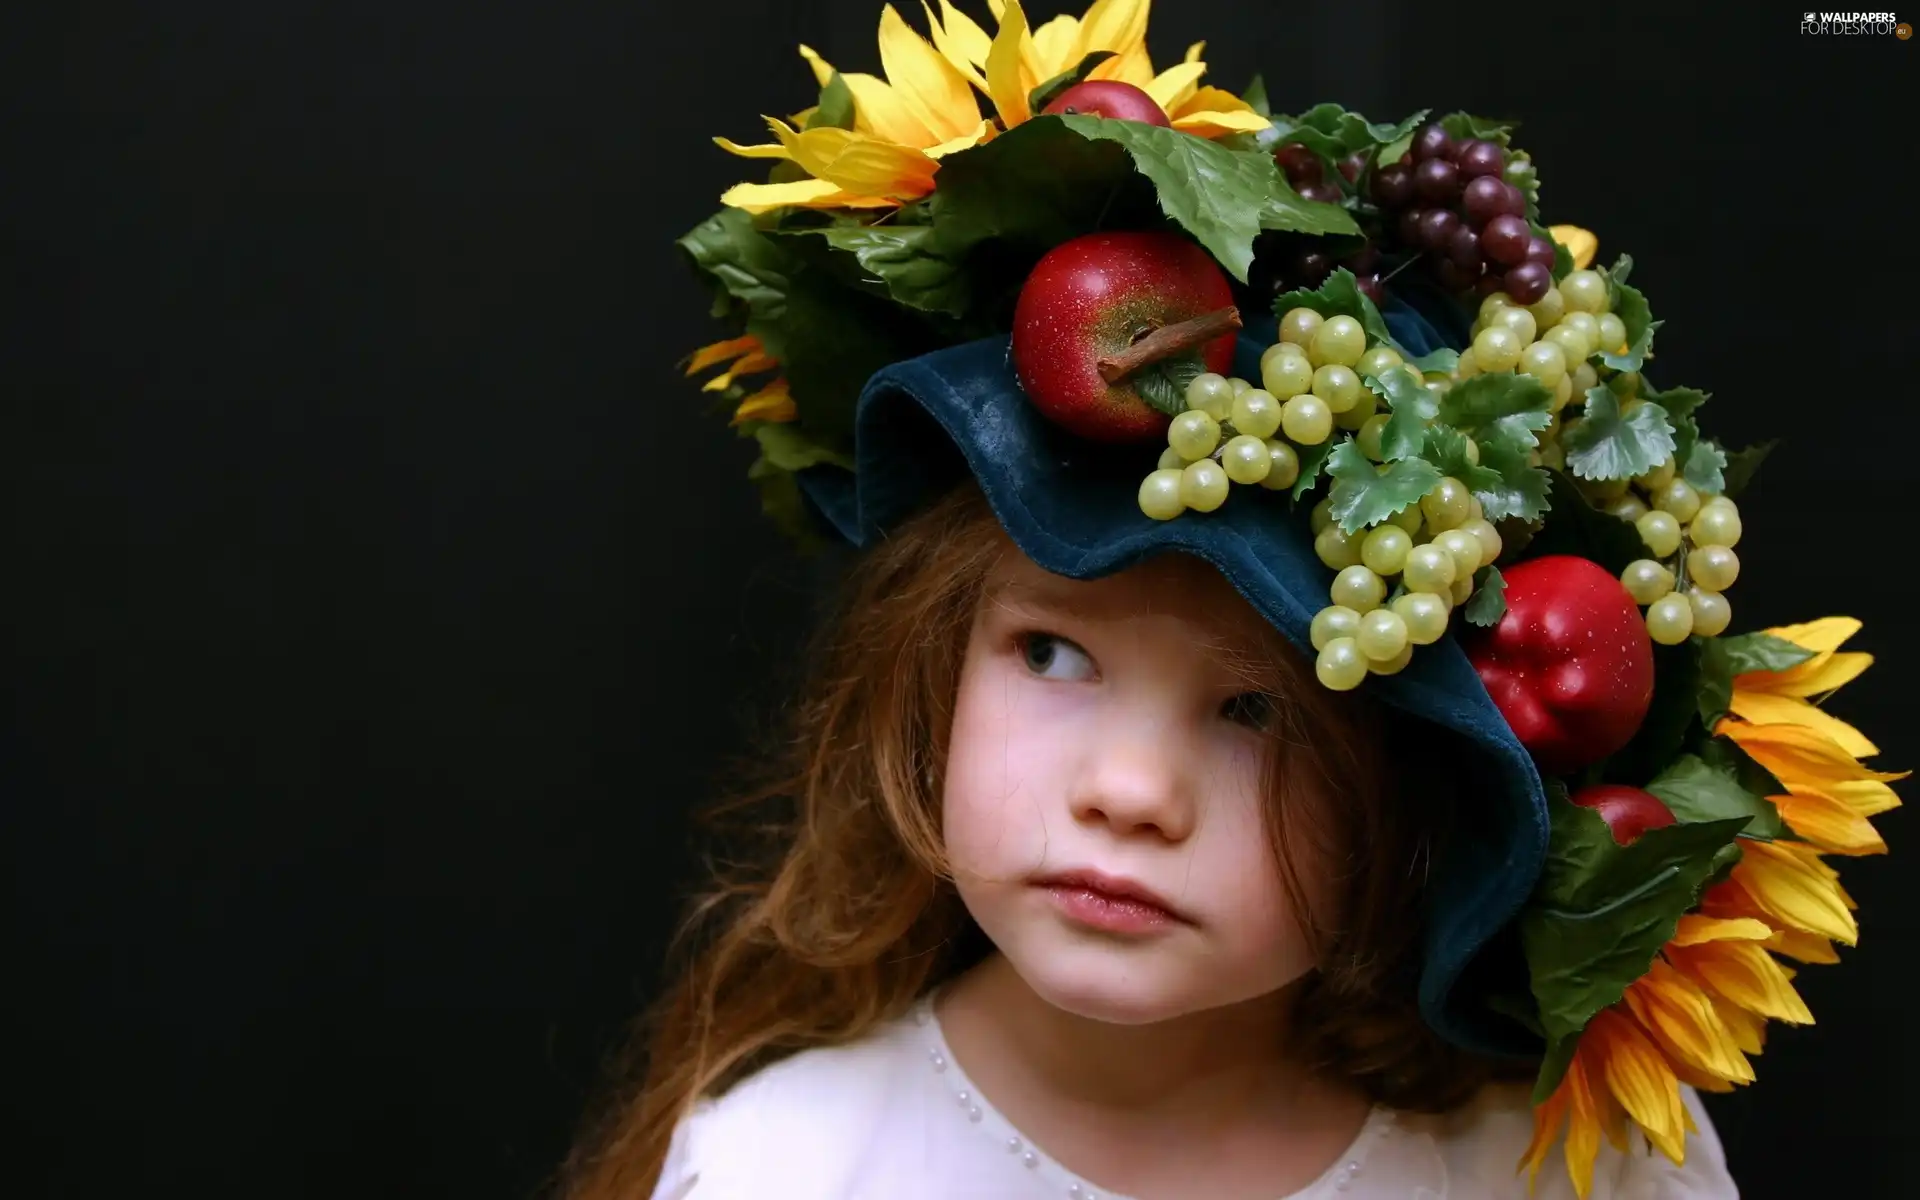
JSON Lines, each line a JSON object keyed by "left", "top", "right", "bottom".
{"left": 1220, "top": 692, "right": 1278, "bottom": 730}
{"left": 1020, "top": 633, "right": 1096, "bottom": 681}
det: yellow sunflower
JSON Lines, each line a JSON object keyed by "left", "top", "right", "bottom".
{"left": 713, "top": 0, "right": 1269, "bottom": 214}
{"left": 1522, "top": 617, "right": 1901, "bottom": 1198}
{"left": 684, "top": 334, "right": 796, "bottom": 424}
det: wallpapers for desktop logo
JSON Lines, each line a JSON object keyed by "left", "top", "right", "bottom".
{"left": 1799, "top": 10, "right": 1909, "bottom": 33}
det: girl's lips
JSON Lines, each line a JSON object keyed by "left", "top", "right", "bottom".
{"left": 1032, "top": 869, "right": 1190, "bottom": 934}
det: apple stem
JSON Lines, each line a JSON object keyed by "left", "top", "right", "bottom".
{"left": 1095, "top": 306, "right": 1243, "bottom": 385}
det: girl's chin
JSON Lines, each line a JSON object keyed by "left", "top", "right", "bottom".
{"left": 1009, "top": 953, "right": 1216, "bottom": 1027}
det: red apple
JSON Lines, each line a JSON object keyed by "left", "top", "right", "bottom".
{"left": 1571, "top": 784, "right": 1676, "bottom": 845}
{"left": 1011, "top": 231, "right": 1238, "bottom": 443}
{"left": 1462, "top": 555, "right": 1655, "bottom": 775}
{"left": 1042, "top": 80, "right": 1171, "bottom": 126}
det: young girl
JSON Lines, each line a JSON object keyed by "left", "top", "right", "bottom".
{"left": 557, "top": 490, "right": 1731, "bottom": 1199}
{"left": 568, "top": 2, "right": 1895, "bottom": 1194}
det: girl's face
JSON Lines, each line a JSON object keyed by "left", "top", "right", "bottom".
{"left": 943, "top": 549, "right": 1324, "bottom": 1026}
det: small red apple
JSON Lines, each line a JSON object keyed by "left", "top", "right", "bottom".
{"left": 1042, "top": 80, "right": 1171, "bottom": 126}
{"left": 1462, "top": 555, "right": 1655, "bottom": 776}
{"left": 1571, "top": 784, "right": 1676, "bottom": 845}
{"left": 1011, "top": 231, "right": 1238, "bottom": 443}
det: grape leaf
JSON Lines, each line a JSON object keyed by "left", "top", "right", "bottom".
{"left": 1290, "top": 435, "right": 1340, "bottom": 501}
{"left": 1027, "top": 50, "right": 1118, "bottom": 113}
{"left": 1609, "top": 255, "right": 1634, "bottom": 288}
{"left": 1464, "top": 565, "right": 1508, "bottom": 627}
{"left": 794, "top": 224, "right": 971, "bottom": 315}
{"left": 1439, "top": 111, "right": 1518, "bottom": 146}
{"left": 1423, "top": 425, "right": 1503, "bottom": 493}
{"left": 1471, "top": 436, "right": 1552, "bottom": 523}
{"left": 1563, "top": 388, "right": 1676, "bottom": 481}
{"left": 805, "top": 72, "right": 855, "bottom": 131}
{"left": 1365, "top": 368, "right": 1437, "bottom": 462}
{"left": 1722, "top": 441, "right": 1776, "bottom": 499}
{"left": 1696, "top": 630, "right": 1818, "bottom": 726}
{"left": 677, "top": 207, "right": 794, "bottom": 321}
{"left": 1056, "top": 114, "right": 1346, "bottom": 281}
{"left": 1242, "top": 74, "right": 1270, "bottom": 118}
{"left": 1683, "top": 440, "right": 1728, "bottom": 494}
{"left": 1326, "top": 440, "right": 1442, "bottom": 534}
{"left": 1406, "top": 347, "right": 1459, "bottom": 376}
{"left": 1521, "top": 795, "right": 1749, "bottom": 1101}
{"left": 1646, "top": 754, "right": 1787, "bottom": 840}
{"left": 1131, "top": 354, "right": 1206, "bottom": 417}
{"left": 1437, "top": 373, "right": 1555, "bottom": 447}
{"left": 1277, "top": 103, "right": 1427, "bottom": 161}
{"left": 1271, "top": 268, "right": 1395, "bottom": 350}
{"left": 1648, "top": 384, "right": 1710, "bottom": 477}
{"left": 1600, "top": 256, "right": 1661, "bottom": 371}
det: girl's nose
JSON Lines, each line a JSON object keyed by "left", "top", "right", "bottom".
{"left": 1066, "top": 716, "right": 1199, "bottom": 843}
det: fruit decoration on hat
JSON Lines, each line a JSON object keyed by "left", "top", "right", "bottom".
{"left": 674, "top": 2, "right": 1901, "bottom": 1195}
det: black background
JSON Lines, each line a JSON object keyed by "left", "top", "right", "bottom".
{"left": 8, "top": 2, "right": 1916, "bottom": 1196}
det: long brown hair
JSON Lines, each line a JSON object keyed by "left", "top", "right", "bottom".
{"left": 558, "top": 483, "right": 1507, "bottom": 1200}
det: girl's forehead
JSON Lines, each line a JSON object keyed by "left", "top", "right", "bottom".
{"left": 982, "top": 548, "right": 1273, "bottom": 645}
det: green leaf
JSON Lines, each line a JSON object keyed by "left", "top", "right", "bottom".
{"left": 1563, "top": 388, "right": 1675, "bottom": 481}
{"left": 1649, "top": 384, "right": 1710, "bottom": 479}
{"left": 1599, "top": 256, "right": 1661, "bottom": 371}
{"left": 806, "top": 72, "right": 855, "bottom": 131}
{"left": 1326, "top": 440, "right": 1442, "bottom": 534}
{"left": 676, "top": 207, "right": 794, "bottom": 321}
{"left": 1132, "top": 353, "right": 1206, "bottom": 417}
{"left": 1241, "top": 74, "right": 1270, "bottom": 118}
{"left": 1291, "top": 435, "right": 1339, "bottom": 501}
{"left": 1471, "top": 436, "right": 1552, "bottom": 523}
{"left": 1423, "top": 425, "right": 1503, "bottom": 494}
{"left": 1026, "top": 50, "right": 1118, "bottom": 113}
{"left": 1365, "top": 368, "right": 1437, "bottom": 462}
{"left": 1603, "top": 640, "right": 1704, "bottom": 789}
{"left": 1610, "top": 255, "right": 1634, "bottom": 288}
{"left": 1522, "top": 470, "right": 1645, "bottom": 574}
{"left": 1683, "top": 440, "right": 1728, "bottom": 494}
{"left": 1436, "top": 373, "right": 1555, "bottom": 447}
{"left": 1696, "top": 631, "right": 1817, "bottom": 726}
{"left": 1722, "top": 441, "right": 1776, "bottom": 499}
{"left": 928, "top": 116, "right": 1144, "bottom": 259}
{"left": 1532, "top": 1034, "right": 1583, "bottom": 1105}
{"left": 1646, "top": 754, "right": 1787, "bottom": 840}
{"left": 1439, "top": 111, "right": 1518, "bottom": 146}
{"left": 1056, "top": 113, "right": 1356, "bottom": 281}
{"left": 1465, "top": 565, "right": 1508, "bottom": 627}
{"left": 1522, "top": 795, "right": 1748, "bottom": 1058}
{"left": 1406, "top": 347, "right": 1459, "bottom": 376}
{"left": 796, "top": 224, "right": 970, "bottom": 316}
{"left": 1271, "top": 268, "right": 1395, "bottom": 351}
{"left": 1278, "top": 104, "right": 1426, "bottom": 161}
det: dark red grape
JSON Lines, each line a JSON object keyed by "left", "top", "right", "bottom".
{"left": 1417, "top": 208, "right": 1461, "bottom": 251}
{"left": 1357, "top": 273, "right": 1384, "bottom": 303}
{"left": 1276, "top": 143, "right": 1323, "bottom": 185}
{"left": 1294, "top": 249, "right": 1333, "bottom": 285}
{"left": 1482, "top": 213, "right": 1531, "bottom": 265}
{"left": 1414, "top": 157, "right": 1460, "bottom": 204}
{"left": 1460, "top": 176, "right": 1511, "bottom": 226}
{"left": 1412, "top": 123, "right": 1453, "bottom": 162}
{"left": 1522, "top": 236, "right": 1557, "bottom": 268}
{"left": 1504, "top": 261, "right": 1552, "bottom": 304}
{"left": 1475, "top": 273, "right": 1505, "bottom": 299}
{"left": 1371, "top": 163, "right": 1414, "bottom": 208}
{"left": 1297, "top": 180, "right": 1342, "bottom": 204}
{"left": 1396, "top": 207, "right": 1426, "bottom": 246}
{"left": 1446, "top": 225, "right": 1482, "bottom": 268}
{"left": 1432, "top": 258, "right": 1480, "bottom": 292}
{"left": 1339, "top": 152, "right": 1368, "bottom": 183}
{"left": 1343, "top": 244, "right": 1381, "bottom": 275}
{"left": 1456, "top": 138, "right": 1505, "bottom": 179}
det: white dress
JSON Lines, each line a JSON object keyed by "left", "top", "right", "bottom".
{"left": 650, "top": 996, "right": 1737, "bottom": 1199}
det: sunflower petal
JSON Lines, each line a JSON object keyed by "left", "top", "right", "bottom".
{"left": 985, "top": 0, "right": 1032, "bottom": 126}
{"left": 1170, "top": 107, "right": 1274, "bottom": 137}
{"left": 926, "top": 0, "right": 992, "bottom": 89}
{"left": 1028, "top": 13, "right": 1080, "bottom": 80}
{"left": 1766, "top": 926, "right": 1841, "bottom": 965}
{"left": 1519, "top": 1073, "right": 1571, "bottom": 1188}
{"left": 878, "top": 4, "right": 981, "bottom": 143}
{"left": 1671, "top": 939, "right": 1815, "bottom": 1025}
{"left": 1719, "top": 719, "right": 1906, "bottom": 787}
{"left": 924, "top": 117, "right": 996, "bottom": 158}
{"left": 1075, "top": 0, "right": 1150, "bottom": 62}
{"left": 1142, "top": 59, "right": 1207, "bottom": 111}
{"left": 731, "top": 380, "right": 796, "bottom": 425}
{"left": 1564, "top": 1057, "right": 1603, "bottom": 1200}
{"left": 1767, "top": 617, "right": 1862, "bottom": 655}
{"left": 1550, "top": 226, "right": 1598, "bottom": 270}
{"left": 1814, "top": 777, "right": 1905, "bottom": 817}
{"left": 714, "top": 136, "right": 793, "bottom": 160}
{"left": 1623, "top": 961, "right": 1754, "bottom": 1086}
{"left": 841, "top": 71, "right": 937, "bottom": 146}
{"left": 1725, "top": 692, "right": 1879, "bottom": 757}
{"left": 767, "top": 118, "right": 940, "bottom": 196}
{"left": 1591, "top": 1009, "right": 1689, "bottom": 1164}
{"left": 1773, "top": 788, "right": 1889, "bottom": 855}
{"left": 719, "top": 177, "right": 897, "bottom": 214}
{"left": 682, "top": 335, "right": 761, "bottom": 376}
{"left": 797, "top": 43, "right": 836, "bottom": 87}
{"left": 1738, "top": 650, "right": 1873, "bottom": 698}
{"left": 1733, "top": 839, "right": 1859, "bottom": 945}
{"left": 1670, "top": 915, "right": 1773, "bottom": 947}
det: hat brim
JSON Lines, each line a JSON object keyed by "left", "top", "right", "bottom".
{"left": 796, "top": 324, "right": 1547, "bottom": 1058}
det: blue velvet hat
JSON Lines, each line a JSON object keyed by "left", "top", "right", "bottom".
{"left": 684, "top": 12, "right": 1896, "bottom": 1184}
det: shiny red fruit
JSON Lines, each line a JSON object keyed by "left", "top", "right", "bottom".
{"left": 1463, "top": 555, "right": 1656, "bottom": 775}
{"left": 1571, "top": 784, "right": 1677, "bottom": 845}
{"left": 1042, "top": 81, "right": 1171, "bottom": 126}
{"left": 1011, "top": 232, "right": 1236, "bottom": 443}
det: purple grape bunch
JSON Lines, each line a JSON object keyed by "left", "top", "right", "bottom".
{"left": 1369, "top": 123, "right": 1555, "bottom": 304}
{"left": 1267, "top": 144, "right": 1384, "bottom": 303}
